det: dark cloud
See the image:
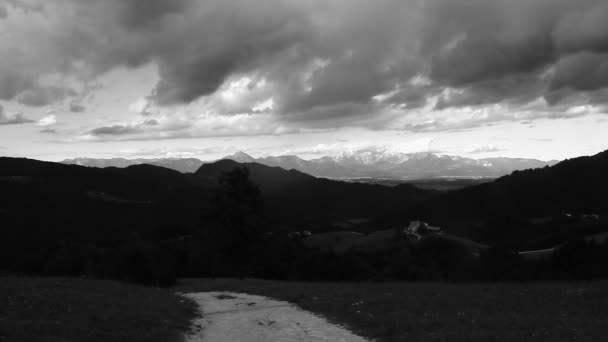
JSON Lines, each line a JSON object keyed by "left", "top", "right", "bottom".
{"left": 151, "top": 54, "right": 240, "bottom": 105}
{"left": 149, "top": 1, "right": 315, "bottom": 105}
{"left": 89, "top": 125, "right": 139, "bottom": 136}
{"left": 69, "top": 102, "right": 86, "bottom": 113}
{"left": 418, "top": 0, "right": 608, "bottom": 112}
{"left": 434, "top": 74, "right": 543, "bottom": 110}
{"left": 0, "top": 69, "right": 34, "bottom": 101}
{"left": 552, "top": 2, "right": 608, "bottom": 54}
{"left": 0, "top": 104, "right": 34, "bottom": 125}
{"left": 423, "top": 0, "right": 557, "bottom": 87}
{"left": 39, "top": 128, "right": 57, "bottom": 134}
{"left": 549, "top": 52, "right": 608, "bottom": 92}
{"left": 117, "top": 0, "right": 192, "bottom": 30}
{"left": 0, "top": 4, "right": 7, "bottom": 18}
{"left": 283, "top": 102, "right": 379, "bottom": 127}
{"left": 282, "top": 58, "right": 398, "bottom": 114}
{"left": 2, "top": 0, "right": 608, "bottom": 129}
{"left": 86, "top": 116, "right": 194, "bottom": 139}
{"left": 382, "top": 85, "right": 437, "bottom": 110}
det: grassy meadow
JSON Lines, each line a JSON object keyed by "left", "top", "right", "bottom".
{"left": 179, "top": 278, "right": 608, "bottom": 342}
{"left": 0, "top": 276, "right": 197, "bottom": 342}
{"left": 2, "top": 276, "right": 608, "bottom": 342}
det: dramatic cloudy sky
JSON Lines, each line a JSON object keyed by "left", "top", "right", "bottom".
{"left": 1, "top": 0, "right": 607, "bottom": 161}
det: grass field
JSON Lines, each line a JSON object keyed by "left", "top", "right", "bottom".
{"left": 0, "top": 276, "right": 197, "bottom": 342}
{"left": 178, "top": 278, "right": 608, "bottom": 342}
{"left": 3, "top": 276, "right": 607, "bottom": 342}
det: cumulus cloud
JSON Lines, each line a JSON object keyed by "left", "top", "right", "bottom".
{"left": 0, "top": 104, "right": 33, "bottom": 125}
{"left": 128, "top": 97, "right": 155, "bottom": 116}
{"left": 467, "top": 145, "right": 504, "bottom": 154}
{"left": 36, "top": 114, "right": 56, "bottom": 126}
{"left": 2, "top": 0, "right": 608, "bottom": 131}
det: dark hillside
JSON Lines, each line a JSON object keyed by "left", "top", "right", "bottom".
{"left": 419, "top": 150, "right": 608, "bottom": 246}
{"left": 0, "top": 157, "right": 201, "bottom": 200}
{"left": 0, "top": 158, "right": 210, "bottom": 282}
{"left": 195, "top": 159, "right": 437, "bottom": 224}
{"left": 0, "top": 157, "right": 437, "bottom": 284}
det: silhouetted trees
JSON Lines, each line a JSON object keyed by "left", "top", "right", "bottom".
{"left": 197, "top": 166, "right": 266, "bottom": 276}
{"left": 212, "top": 166, "right": 264, "bottom": 241}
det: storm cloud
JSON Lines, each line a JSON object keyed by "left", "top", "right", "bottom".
{"left": 1, "top": 0, "right": 608, "bottom": 128}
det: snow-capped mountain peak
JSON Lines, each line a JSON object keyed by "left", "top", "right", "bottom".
{"left": 223, "top": 151, "right": 256, "bottom": 163}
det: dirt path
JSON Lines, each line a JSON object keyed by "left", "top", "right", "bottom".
{"left": 181, "top": 292, "right": 371, "bottom": 342}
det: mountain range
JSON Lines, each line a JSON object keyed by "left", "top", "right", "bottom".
{"left": 63, "top": 151, "right": 559, "bottom": 179}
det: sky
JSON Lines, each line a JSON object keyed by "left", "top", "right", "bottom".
{"left": 0, "top": 0, "right": 607, "bottom": 162}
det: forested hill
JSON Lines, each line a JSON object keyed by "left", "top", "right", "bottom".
{"left": 0, "top": 156, "right": 437, "bottom": 235}
{"left": 195, "top": 159, "right": 436, "bottom": 222}
{"left": 418, "top": 149, "right": 608, "bottom": 245}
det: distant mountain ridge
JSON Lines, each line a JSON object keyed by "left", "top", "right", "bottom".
{"left": 62, "top": 157, "right": 204, "bottom": 174}
{"left": 63, "top": 151, "right": 559, "bottom": 179}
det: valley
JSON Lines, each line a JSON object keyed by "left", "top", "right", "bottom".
{"left": 332, "top": 176, "right": 496, "bottom": 191}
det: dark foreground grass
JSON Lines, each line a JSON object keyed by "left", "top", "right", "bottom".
{"left": 0, "top": 276, "right": 197, "bottom": 342}
{"left": 179, "top": 278, "right": 608, "bottom": 342}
